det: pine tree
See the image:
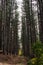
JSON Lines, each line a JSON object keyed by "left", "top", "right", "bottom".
{"left": 22, "top": 0, "right": 32, "bottom": 57}
{"left": 22, "top": 0, "right": 36, "bottom": 57}
{"left": 38, "top": 0, "right": 43, "bottom": 43}
{"left": 21, "top": 15, "right": 28, "bottom": 56}
{"left": 12, "top": 3, "right": 19, "bottom": 55}
{"left": 0, "top": 0, "right": 2, "bottom": 50}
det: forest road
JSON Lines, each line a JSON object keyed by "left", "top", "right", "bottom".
{"left": 0, "top": 54, "right": 27, "bottom": 65}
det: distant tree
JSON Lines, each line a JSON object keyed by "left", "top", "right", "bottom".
{"left": 1, "top": 0, "right": 19, "bottom": 55}
{"left": 14, "top": 3, "right": 19, "bottom": 55}
{"left": 9, "top": 2, "right": 19, "bottom": 55}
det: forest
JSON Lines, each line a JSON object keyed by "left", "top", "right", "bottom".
{"left": 0, "top": 0, "right": 43, "bottom": 65}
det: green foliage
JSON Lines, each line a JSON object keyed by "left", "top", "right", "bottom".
{"left": 27, "top": 41, "right": 43, "bottom": 65}
{"left": 27, "top": 56, "right": 43, "bottom": 65}
{"left": 27, "top": 58, "right": 37, "bottom": 65}
{"left": 32, "top": 41, "right": 43, "bottom": 57}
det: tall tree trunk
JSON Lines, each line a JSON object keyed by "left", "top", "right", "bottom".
{"left": 38, "top": 0, "right": 43, "bottom": 43}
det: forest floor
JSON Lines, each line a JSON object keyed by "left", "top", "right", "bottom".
{"left": 0, "top": 54, "right": 28, "bottom": 65}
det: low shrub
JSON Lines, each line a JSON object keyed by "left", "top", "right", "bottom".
{"left": 27, "top": 41, "right": 43, "bottom": 65}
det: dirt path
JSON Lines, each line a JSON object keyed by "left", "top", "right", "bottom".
{"left": 0, "top": 54, "right": 27, "bottom": 65}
